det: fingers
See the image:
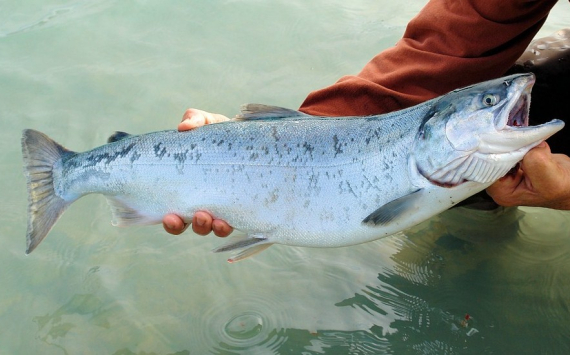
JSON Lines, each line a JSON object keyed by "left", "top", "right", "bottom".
{"left": 163, "top": 214, "right": 189, "bottom": 235}
{"left": 520, "top": 143, "right": 570, "bottom": 208}
{"left": 163, "top": 108, "right": 234, "bottom": 237}
{"left": 486, "top": 166, "right": 525, "bottom": 206}
{"left": 211, "top": 219, "right": 233, "bottom": 238}
{"left": 517, "top": 142, "right": 558, "bottom": 195}
{"left": 178, "top": 108, "right": 230, "bottom": 131}
{"left": 486, "top": 142, "right": 570, "bottom": 210}
{"left": 163, "top": 212, "right": 234, "bottom": 237}
{"left": 192, "top": 211, "right": 233, "bottom": 237}
{"left": 191, "top": 211, "right": 214, "bottom": 235}
{"left": 178, "top": 108, "right": 206, "bottom": 131}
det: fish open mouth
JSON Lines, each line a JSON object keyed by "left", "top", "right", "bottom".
{"left": 415, "top": 73, "right": 564, "bottom": 187}
{"left": 507, "top": 93, "right": 529, "bottom": 127}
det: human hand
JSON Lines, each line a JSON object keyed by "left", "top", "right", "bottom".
{"left": 177, "top": 108, "right": 230, "bottom": 131}
{"left": 162, "top": 108, "right": 234, "bottom": 237}
{"left": 163, "top": 211, "right": 233, "bottom": 237}
{"left": 486, "top": 142, "right": 570, "bottom": 210}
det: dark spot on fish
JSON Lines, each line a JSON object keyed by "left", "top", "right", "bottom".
{"left": 271, "top": 126, "right": 279, "bottom": 142}
{"left": 333, "top": 135, "right": 343, "bottom": 157}
{"left": 173, "top": 150, "right": 189, "bottom": 173}
{"left": 153, "top": 143, "right": 167, "bottom": 159}
{"left": 84, "top": 143, "right": 136, "bottom": 167}
{"left": 173, "top": 151, "right": 187, "bottom": 163}
{"left": 130, "top": 150, "right": 141, "bottom": 163}
{"left": 345, "top": 180, "right": 358, "bottom": 198}
{"left": 338, "top": 180, "right": 345, "bottom": 194}
{"left": 303, "top": 142, "right": 315, "bottom": 158}
{"left": 193, "top": 152, "right": 202, "bottom": 162}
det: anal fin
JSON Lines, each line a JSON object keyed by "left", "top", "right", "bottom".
{"left": 212, "top": 233, "right": 272, "bottom": 263}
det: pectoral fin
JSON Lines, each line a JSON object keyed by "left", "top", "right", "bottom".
{"left": 362, "top": 189, "right": 424, "bottom": 226}
{"left": 212, "top": 233, "right": 273, "bottom": 263}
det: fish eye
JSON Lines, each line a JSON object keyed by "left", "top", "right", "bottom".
{"left": 482, "top": 94, "right": 498, "bottom": 107}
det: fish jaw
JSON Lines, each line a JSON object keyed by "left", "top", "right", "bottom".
{"left": 413, "top": 74, "right": 565, "bottom": 186}
{"left": 478, "top": 74, "right": 564, "bottom": 155}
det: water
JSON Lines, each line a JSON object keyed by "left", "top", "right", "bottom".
{"left": 2, "top": 1, "right": 570, "bottom": 353}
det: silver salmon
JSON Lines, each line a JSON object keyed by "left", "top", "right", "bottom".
{"left": 22, "top": 73, "right": 564, "bottom": 262}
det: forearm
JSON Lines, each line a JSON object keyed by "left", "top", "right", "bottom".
{"left": 299, "top": 0, "right": 557, "bottom": 117}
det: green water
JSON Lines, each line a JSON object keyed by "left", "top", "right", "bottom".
{"left": 2, "top": 1, "right": 570, "bottom": 353}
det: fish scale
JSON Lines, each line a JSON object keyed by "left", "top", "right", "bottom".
{"left": 21, "top": 74, "right": 564, "bottom": 262}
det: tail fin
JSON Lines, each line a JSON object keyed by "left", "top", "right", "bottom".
{"left": 21, "top": 129, "right": 74, "bottom": 254}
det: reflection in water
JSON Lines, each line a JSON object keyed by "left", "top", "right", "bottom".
{"left": 319, "top": 207, "right": 570, "bottom": 354}
{"left": 33, "top": 293, "right": 113, "bottom": 353}
{"left": 18, "top": 205, "right": 570, "bottom": 353}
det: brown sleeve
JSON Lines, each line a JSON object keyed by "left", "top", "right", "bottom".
{"left": 299, "top": 0, "right": 558, "bottom": 117}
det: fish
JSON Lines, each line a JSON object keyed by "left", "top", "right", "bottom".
{"left": 21, "top": 73, "right": 564, "bottom": 262}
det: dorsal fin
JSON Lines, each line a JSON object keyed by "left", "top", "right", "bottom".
{"left": 235, "top": 104, "right": 310, "bottom": 121}
{"left": 107, "top": 131, "right": 132, "bottom": 143}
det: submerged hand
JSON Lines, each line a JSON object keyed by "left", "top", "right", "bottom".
{"left": 487, "top": 142, "right": 570, "bottom": 210}
{"left": 162, "top": 108, "right": 234, "bottom": 237}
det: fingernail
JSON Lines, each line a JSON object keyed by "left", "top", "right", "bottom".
{"left": 165, "top": 222, "right": 174, "bottom": 230}
{"left": 196, "top": 216, "right": 206, "bottom": 226}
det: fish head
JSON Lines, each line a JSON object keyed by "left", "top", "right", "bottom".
{"left": 413, "top": 73, "right": 564, "bottom": 186}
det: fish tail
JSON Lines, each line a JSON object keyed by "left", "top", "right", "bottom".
{"left": 21, "top": 129, "right": 74, "bottom": 254}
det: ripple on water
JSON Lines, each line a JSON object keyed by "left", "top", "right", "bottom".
{"left": 0, "top": 0, "right": 116, "bottom": 38}
{"left": 197, "top": 293, "right": 291, "bottom": 354}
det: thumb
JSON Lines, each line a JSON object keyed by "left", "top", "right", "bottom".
{"left": 520, "top": 141, "right": 552, "bottom": 174}
{"left": 519, "top": 141, "right": 559, "bottom": 193}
